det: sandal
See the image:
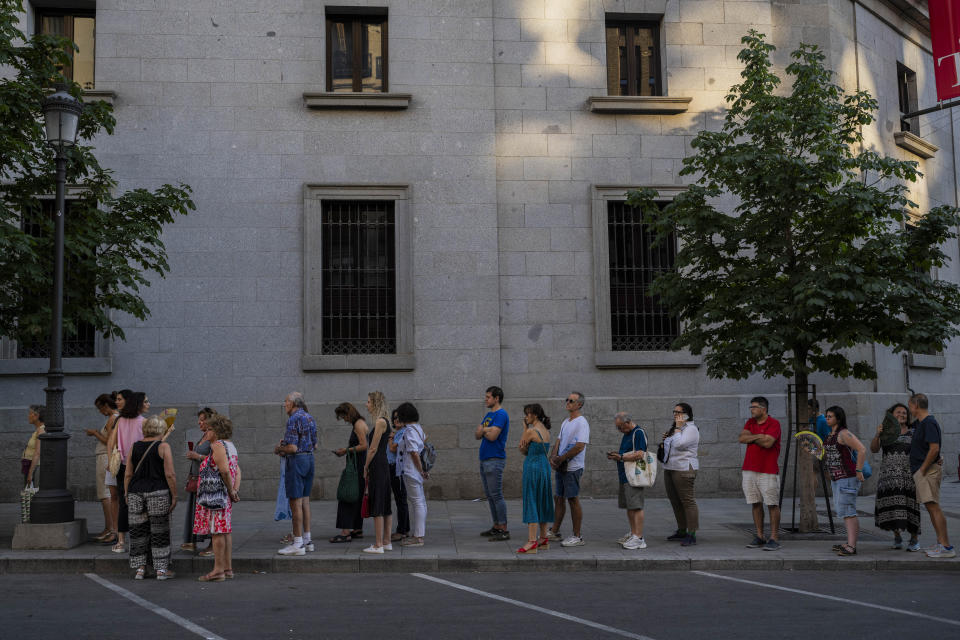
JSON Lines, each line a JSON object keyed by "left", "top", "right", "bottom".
{"left": 98, "top": 532, "right": 118, "bottom": 545}
{"left": 179, "top": 542, "right": 196, "bottom": 551}
{"left": 350, "top": 530, "right": 364, "bottom": 539}
{"left": 329, "top": 534, "right": 352, "bottom": 543}
{"left": 197, "top": 572, "right": 225, "bottom": 582}
{"left": 224, "top": 570, "right": 234, "bottom": 580}
{"left": 111, "top": 542, "right": 127, "bottom": 553}
{"left": 280, "top": 533, "right": 294, "bottom": 544}
{"left": 837, "top": 544, "right": 857, "bottom": 556}
{"left": 538, "top": 537, "right": 550, "bottom": 550}
{"left": 391, "top": 532, "right": 406, "bottom": 542}
{"left": 517, "top": 541, "right": 538, "bottom": 554}
{"left": 197, "top": 549, "right": 215, "bottom": 557}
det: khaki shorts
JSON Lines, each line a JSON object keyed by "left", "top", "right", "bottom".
{"left": 618, "top": 482, "right": 645, "bottom": 510}
{"left": 742, "top": 470, "right": 780, "bottom": 506}
{"left": 95, "top": 452, "right": 110, "bottom": 500}
{"left": 914, "top": 463, "right": 942, "bottom": 505}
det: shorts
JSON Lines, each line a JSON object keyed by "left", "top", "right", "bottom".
{"left": 284, "top": 453, "right": 315, "bottom": 499}
{"left": 618, "top": 482, "right": 645, "bottom": 510}
{"left": 832, "top": 476, "right": 861, "bottom": 519}
{"left": 95, "top": 452, "right": 110, "bottom": 500}
{"left": 104, "top": 468, "right": 118, "bottom": 487}
{"left": 742, "top": 470, "right": 780, "bottom": 506}
{"left": 914, "top": 463, "right": 942, "bottom": 505}
{"left": 554, "top": 468, "right": 583, "bottom": 498}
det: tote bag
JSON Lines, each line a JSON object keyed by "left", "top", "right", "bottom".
{"left": 625, "top": 428, "right": 657, "bottom": 488}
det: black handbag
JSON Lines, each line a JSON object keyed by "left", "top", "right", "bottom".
{"left": 197, "top": 455, "right": 228, "bottom": 510}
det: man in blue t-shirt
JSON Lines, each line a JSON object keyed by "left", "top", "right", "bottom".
{"left": 908, "top": 393, "right": 954, "bottom": 558}
{"left": 476, "top": 385, "right": 509, "bottom": 541}
{"left": 808, "top": 398, "right": 829, "bottom": 441}
{"left": 606, "top": 412, "right": 648, "bottom": 550}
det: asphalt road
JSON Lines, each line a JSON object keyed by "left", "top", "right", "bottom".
{"left": 2, "top": 570, "right": 957, "bottom": 640}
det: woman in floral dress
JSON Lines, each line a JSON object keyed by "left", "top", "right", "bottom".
{"left": 870, "top": 403, "right": 921, "bottom": 551}
{"left": 193, "top": 415, "right": 240, "bottom": 581}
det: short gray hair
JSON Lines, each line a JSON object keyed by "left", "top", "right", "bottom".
{"left": 571, "top": 391, "right": 585, "bottom": 407}
{"left": 615, "top": 411, "right": 632, "bottom": 424}
{"left": 909, "top": 393, "right": 929, "bottom": 410}
{"left": 286, "top": 392, "right": 308, "bottom": 412}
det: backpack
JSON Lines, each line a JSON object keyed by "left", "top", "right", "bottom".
{"left": 412, "top": 425, "right": 437, "bottom": 473}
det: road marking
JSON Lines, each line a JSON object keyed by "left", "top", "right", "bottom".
{"left": 85, "top": 573, "right": 228, "bottom": 640}
{"left": 692, "top": 571, "right": 960, "bottom": 627}
{"left": 411, "top": 573, "right": 656, "bottom": 640}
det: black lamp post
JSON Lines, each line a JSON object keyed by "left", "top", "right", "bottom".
{"left": 30, "top": 87, "right": 83, "bottom": 525}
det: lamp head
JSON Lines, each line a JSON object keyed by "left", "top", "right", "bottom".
{"left": 43, "top": 85, "right": 83, "bottom": 152}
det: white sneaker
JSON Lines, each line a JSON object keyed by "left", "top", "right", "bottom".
{"left": 302, "top": 542, "right": 315, "bottom": 552}
{"left": 363, "top": 545, "right": 384, "bottom": 554}
{"left": 561, "top": 536, "right": 585, "bottom": 547}
{"left": 617, "top": 532, "right": 632, "bottom": 544}
{"left": 383, "top": 543, "right": 393, "bottom": 551}
{"left": 278, "top": 543, "right": 305, "bottom": 556}
{"left": 622, "top": 536, "right": 647, "bottom": 550}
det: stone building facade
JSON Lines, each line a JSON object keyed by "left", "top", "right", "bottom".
{"left": 2, "top": 0, "right": 957, "bottom": 503}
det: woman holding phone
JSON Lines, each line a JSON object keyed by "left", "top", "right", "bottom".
{"left": 662, "top": 403, "right": 700, "bottom": 547}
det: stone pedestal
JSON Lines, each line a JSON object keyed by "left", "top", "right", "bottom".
{"left": 12, "top": 518, "right": 87, "bottom": 550}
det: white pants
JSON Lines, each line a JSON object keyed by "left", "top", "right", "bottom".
{"left": 404, "top": 475, "right": 426, "bottom": 538}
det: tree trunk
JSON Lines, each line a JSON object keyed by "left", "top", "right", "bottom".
{"left": 794, "top": 371, "right": 819, "bottom": 532}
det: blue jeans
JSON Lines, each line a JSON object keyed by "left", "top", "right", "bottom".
{"left": 480, "top": 458, "right": 507, "bottom": 526}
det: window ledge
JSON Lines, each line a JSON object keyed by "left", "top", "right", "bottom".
{"left": 907, "top": 353, "right": 945, "bottom": 369}
{"left": 303, "top": 92, "right": 411, "bottom": 109}
{"left": 894, "top": 132, "right": 937, "bottom": 159}
{"left": 301, "top": 354, "right": 415, "bottom": 371}
{"left": 595, "top": 350, "right": 701, "bottom": 369}
{"left": 0, "top": 357, "right": 112, "bottom": 376}
{"left": 588, "top": 96, "right": 692, "bottom": 114}
{"left": 82, "top": 90, "right": 116, "bottom": 105}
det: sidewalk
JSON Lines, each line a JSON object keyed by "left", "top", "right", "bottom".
{"left": 4, "top": 482, "right": 960, "bottom": 575}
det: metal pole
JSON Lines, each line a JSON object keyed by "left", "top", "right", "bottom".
{"left": 901, "top": 98, "right": 960, "bottom": 120}
{"left": 30, "top": 153, "right": 74, "bottom": 524}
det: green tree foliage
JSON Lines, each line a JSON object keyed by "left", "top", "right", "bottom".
{"left": 627, "top": 31, "right": 960, "bottom": 386}
{"left": 627, "top": 31, "right": 960, "bottom": 531}
{"left": 0, "top": 0, "right": 194, "bottom": 347}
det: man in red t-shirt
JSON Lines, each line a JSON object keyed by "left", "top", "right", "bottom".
{"left": 738, "top": 396, "right": 782, "bottom": 550}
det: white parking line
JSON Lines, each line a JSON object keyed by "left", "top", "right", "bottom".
{"left": 411, "top": 573, "right": 656, "bottom": 640}
{"left": 85, "top": 573, "right": 227, "bottom": 640}
{"left": 692, "top": 571, "right": 960, "bottom": 627}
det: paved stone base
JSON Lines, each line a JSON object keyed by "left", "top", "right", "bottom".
{"left": 12, "top": 519, "right": 87, "bottom": 550}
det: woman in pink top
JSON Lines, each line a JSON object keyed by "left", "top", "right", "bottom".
{"left": 109, "top": 390, "right": 148, "bottom": 553}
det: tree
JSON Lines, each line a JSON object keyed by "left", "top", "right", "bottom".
{"left": 0, "top": 0, "right": 194, "bottom": 350}
{"left": 627, "top": 31, "right": 960, "bottom": 532}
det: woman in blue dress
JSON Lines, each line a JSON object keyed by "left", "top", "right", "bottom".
{"left": 518, "top": 403, "right": 555, "bottom": 554}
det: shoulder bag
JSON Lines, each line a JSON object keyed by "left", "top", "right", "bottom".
{"left": 626, "top": 428, "right": 658, "bottom": 488}
{"left": 197, "top": 443, "right": 229, "bottom": 510}
{"left": 337, "top": 449, "right": 361, "bottom": 503}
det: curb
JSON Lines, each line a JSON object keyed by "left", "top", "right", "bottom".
{"left": 2, "top": 555, "right": 958, "bottom": 575}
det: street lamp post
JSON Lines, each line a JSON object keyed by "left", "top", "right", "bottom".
{"left": 30, "top": 86, "right": 83, "bottom": 525}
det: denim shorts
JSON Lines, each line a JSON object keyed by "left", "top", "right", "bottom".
{"left": 285, "top": 453, "right": 315, "bottom": 499}
{"left": 555, "top": 468, "right": 583, "bottom": 498}
{"left": 832, "top": 476, "right": 861, "bottom": 519}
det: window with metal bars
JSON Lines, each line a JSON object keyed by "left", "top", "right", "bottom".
{"left": 16, "top": 199, "right": 97, "bottom": 358}
{"left": 321, "top": 200, "right": 397, "bottom": 355}
{"left": 607, "top": 201, "right": 678, "bottom": 351}
{"left": 605, "top": 17, "right": 661, "bottom": 97}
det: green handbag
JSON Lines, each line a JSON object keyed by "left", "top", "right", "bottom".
{"left": 336, "top": 450, "right": 360, "bottom": 503}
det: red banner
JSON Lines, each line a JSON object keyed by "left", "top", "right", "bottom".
{"left": 931, "top": 0, "right": 960, "bottom": 101}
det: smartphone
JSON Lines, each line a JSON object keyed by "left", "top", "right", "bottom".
{"left": 187, "top": 441, "right": 194, "bottom": 451}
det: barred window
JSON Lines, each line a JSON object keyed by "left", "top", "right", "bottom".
{"left": 16, "top": 199, "right": 96, "bottom": 358}
{"left": 321, "top": 200, "right": 396, "bottom": 355}
{"left": 607, "top": 201, "right": 677, "bottom": 351}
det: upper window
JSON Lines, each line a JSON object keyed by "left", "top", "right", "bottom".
{"left": 605, "top": 17, "right": 660, "bottom": 97}
{"left": 607, "top": 200, "right": 677, "bottom": 351}
{"left": 326, "top": 9, "right": 388, "bottom": 93}
{"left": 897, "top": 62, "right": 918, "bottom": 134}
{"left": 36, "top": 9, "right": 96, "bottom": 90}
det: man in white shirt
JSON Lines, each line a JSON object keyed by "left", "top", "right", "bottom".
{"left": 547, "top": 391, "right": 590, "bottom": 547}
